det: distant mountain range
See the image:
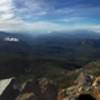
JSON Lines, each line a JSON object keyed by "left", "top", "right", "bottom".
{"left": 28, "top": 31, "right": 100, "bottom": 65}
{"left": 1, "top": 31, "right": 100, "bottom": 63}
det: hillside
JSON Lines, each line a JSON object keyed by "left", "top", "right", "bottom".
{"left": 1, "top": 31, "right": 100, "bottom": 78}
{"left": 0, "top": 32, "right": 32, "bottom": 78}
{"left": 0, "top": 31, "right": 100, "bottom": 99}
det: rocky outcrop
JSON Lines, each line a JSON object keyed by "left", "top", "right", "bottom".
{"left": 38, "top": 78, "right": 58, "bottom": 100}
{"left": 63, "top": 72, "right": 93, "bottom": 99}
{"left": 0, "top": 78, "right": 20, "bottom": 100}
{"left": 0, "top": 72, "right": 100, "bottom": 100}
{"left": 92, "top": 76, "right": 100, "bottom": 100}
{"left": 0, "top": 77, "right": 58, "bottom": 100}
{"left": 61, "top": 72, "right": 100, "bottom": 100}
{"left": 16, "top": 93, "right": 36, "bottom": 100}
{"left": 16, "top": 78, "right": 57, "bottom": 100}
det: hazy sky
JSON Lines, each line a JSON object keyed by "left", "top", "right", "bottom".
{"left": 0, "top": 0, "right": 100, "bottom": 33}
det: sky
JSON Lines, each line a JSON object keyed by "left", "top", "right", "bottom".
{"left": 0, "top": 0, "right": 100, "bottom": 33}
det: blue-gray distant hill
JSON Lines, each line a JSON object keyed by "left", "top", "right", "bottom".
{"left": 28, "top": 31, "right": 100, "bottom": 66}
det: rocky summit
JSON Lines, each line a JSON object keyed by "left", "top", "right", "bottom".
{"left": 62, "top": 73, "right": 100, "bottom": 100}
{"left": 0, "top": 77, "right": 58, "bottom": 100}
{"left": 0, "top": 72, "right": 100, "bottom": 100}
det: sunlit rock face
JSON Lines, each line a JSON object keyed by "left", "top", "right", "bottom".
{"left": 0, "top": 78, "right": 19, "bottom": 100}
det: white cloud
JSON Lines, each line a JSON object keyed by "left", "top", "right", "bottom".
{"left": 4, "top": 37, "right": 19, "bottom": 42}
{"left": 0, "top": 20, "right": 65, "bottom": 33}
{"left": 0, "top": 0, "right": 100, "bottom": 34}
{"left": 0, "top": 17, "right": 100, "bottom": 34}
{"left": 14, "top": 0, "right": 48, "bottom": 18}
{"left": 0, "top": 0, "right": 15, "bottom": 20}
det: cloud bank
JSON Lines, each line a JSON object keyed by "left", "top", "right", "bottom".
{"left": 0, "top": 0, "right": 100, "bottom": 33}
